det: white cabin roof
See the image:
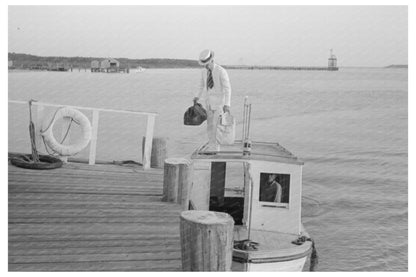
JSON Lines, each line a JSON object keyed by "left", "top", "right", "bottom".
{"left": 191, "top": 141, "right": 304, "bottom": 165}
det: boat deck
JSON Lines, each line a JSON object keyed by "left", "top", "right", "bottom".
{"left": 8, "top": 162, "right": 183, "bottom": 271}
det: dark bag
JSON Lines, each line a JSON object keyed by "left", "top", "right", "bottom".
{"left": 184, "top": 103, "right": 207, "bottom": 125}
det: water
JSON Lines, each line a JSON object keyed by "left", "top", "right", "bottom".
{"left": 8, "top": 67, "right": 408, "bottom": 271}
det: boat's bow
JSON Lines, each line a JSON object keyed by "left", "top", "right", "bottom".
{"left": 232, "top": 226, "right": 313, "bottom": 271}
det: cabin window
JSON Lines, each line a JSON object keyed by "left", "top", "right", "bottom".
{"left": 259, "top": 173, "right": 290, "bottom": 208}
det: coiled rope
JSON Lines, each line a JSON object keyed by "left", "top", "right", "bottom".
{"left": 234, "top": 239, "right": 259, "bottom": 251}
{"left": 292, "top": 235, "right": 319, "bottom": 271}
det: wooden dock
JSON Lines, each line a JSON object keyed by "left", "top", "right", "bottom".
{"left": 8, "top": 162, "right": 183, "bottom": 271}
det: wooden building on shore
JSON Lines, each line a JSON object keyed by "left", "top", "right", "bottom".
{"left": 91, "top": 60, "right": 100, "bottom": 72}
{"left": 90, "top": 58, "right": 129, "bottom": 73}
{"left": 100, "top": 58, "right": 120, "bottom": 73}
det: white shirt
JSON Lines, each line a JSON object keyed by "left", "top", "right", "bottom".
{"left": 196, "top": 63, "right": 232, "bottom": 109}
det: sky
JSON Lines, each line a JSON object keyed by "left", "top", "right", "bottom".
{"left": 8, "top": 5, "right": 408, "bottom": 67}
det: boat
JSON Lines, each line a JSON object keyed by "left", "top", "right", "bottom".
{"left": 187, "top": 98, "right": 317, "bottom": 271}
{"left": 131, "top": 66, "right": 145, "bottom": 73}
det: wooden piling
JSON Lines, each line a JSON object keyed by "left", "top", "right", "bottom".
{"left": 180, "top": 210, "right": 234, "bottom": 271}
{"left": 142, "top": 137, "right": 167, "bottom": 169}
{"left": 163, "top": 158, "right": 192, "bottom": 210}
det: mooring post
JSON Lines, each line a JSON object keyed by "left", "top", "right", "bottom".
{"left": 180, "top": 210, "right": 234, "bottom": 271}
{"left": 163, "top": 158, "right": 192, "bottom": 210}
{"left": 142, "top": 136, "right": 167, "bottom": 169}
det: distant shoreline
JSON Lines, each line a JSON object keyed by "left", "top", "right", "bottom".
{"left": 8, "top": 52, "right": 199, "bottom": 69}
{"left": 8, "top": 52, "right": 407, "bottom": 70}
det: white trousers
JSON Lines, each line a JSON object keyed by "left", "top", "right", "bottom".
{"left": 206, "top": 107, "right": 222, "bottom": 145}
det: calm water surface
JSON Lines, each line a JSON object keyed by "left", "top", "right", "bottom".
{"left": 8, "top": 67, "right": 408, "bottom": 271}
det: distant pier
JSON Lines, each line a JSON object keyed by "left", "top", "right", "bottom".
{"left": 225, "top": 49, "right": 339, "bottom": 71}
{"left": 224, "top": 65, "right": 338, "bottom": 71}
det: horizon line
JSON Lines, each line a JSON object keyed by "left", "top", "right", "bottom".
{"left": 8, "top": 52, "right": 408, "bottom": 69}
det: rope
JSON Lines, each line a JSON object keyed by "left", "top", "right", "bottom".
{"left": 40, "top": 107, "right": 65, "bottom": 134}
{"left": 29, "top": 122, "right": 40, "bottom": 162}
{"left": 292, "top": 235, "right": 319, "bottom": 271}
{"left": 59, "top": 118, "right": 79, "bottom": 144}
{"left": 234, "top": 239, "right": 259, "bottom": 251}
{"left": 8, "top": 153, "right": 31, "bottom": 162}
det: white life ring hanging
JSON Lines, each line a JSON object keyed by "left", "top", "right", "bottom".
{"left": 41, "top": 107, "right": 92, "bottom": 156}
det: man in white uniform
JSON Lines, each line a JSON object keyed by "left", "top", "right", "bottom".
{"left": 193, "top": 49, "right": 232, "bottom": 147}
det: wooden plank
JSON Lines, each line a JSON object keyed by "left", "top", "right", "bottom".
{"left": 8, "top": 163, "right": 162, "bottom": 173}
{"left": 9, "top": 173, "right": 163, "bottom": 181}
{"left": 9, "top": 260, "right": 181, "bottom": 271}
{"left": 8, "top": 191, "right": 161, "bottom": 198}
{"left": 8, "top": 184, "right": 162, "bottom": 193}
{"left": 8, "top": 187, "right": 161, "bottom": 194}
{"left": 8, "top": 172, "right": 162, "bottom": 182}
{"left": 9, "top": 218, "right": 179, "bottom": 224}
{"left": 8, "top": 201, "right": 163, "bottom": 208}
{"left": 8, "top": 167, "right": 162, "bottom": 176}
{"left": 8, "top": 183, "right": 163, "bottom": 193}
{"left": 9, "top": 214, "right": 181, "bottom": 222}
{"left": 9, "top": 239, "right": 180, "bottom": 251}
{"left": 9, "top": 233, "right": 180, "bottom": 242}
{"left": 9, "top": 245, "right": 181, "bottom": 256}
{"left": 9, "top": 223, "right": 180, "bottom": 235}
{"left": 8, "top": 173, "right": 163, "bottom": 183}
{"left": 9, "top": 207, "right": 181, "bottom": 216}
{"left": 8, "top": 201, "right": 177, "bottom": 209}
{"left": 8, "top": 191, "right": 157, "bottom": 199}
{"left": 9, "top": 163, "right": 163, "bottom": 175}
{"left": 8, "top": 198, "right": 157, "bottom": 205}
{"left": 9, "top": 251, "right": 181, "bottom": 264}
{"left": 8, "top": 178, "right": 162, "bottom": 188}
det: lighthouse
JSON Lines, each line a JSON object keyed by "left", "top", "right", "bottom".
{"left": 328, "top": 49, "right": 338, "bottom": 71}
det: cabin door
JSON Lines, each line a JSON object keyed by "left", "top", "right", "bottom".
{"left": 209, "top": 162, "right": 246, "bottom": 225}
{"left": 209, "top": 162, "right": 226, "bottom": 208}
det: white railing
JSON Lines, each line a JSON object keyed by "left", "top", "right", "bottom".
{"left": 9, "top": 100, "right": 158, "bottom": 169}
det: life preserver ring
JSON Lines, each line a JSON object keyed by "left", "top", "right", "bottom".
{"left": 41, "top": 107, "right": 92, "bottom": 156}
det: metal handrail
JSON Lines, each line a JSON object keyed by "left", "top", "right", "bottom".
{"left": 8, "top": 100, "right": 158, "bottom": 116}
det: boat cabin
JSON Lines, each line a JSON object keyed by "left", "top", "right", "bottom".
{"left": 190, "top": 141, "right": 304, "bottom": 235}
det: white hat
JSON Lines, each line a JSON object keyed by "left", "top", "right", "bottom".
{"left": 198, "top": 49, "right": 214, "bottom": 66}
